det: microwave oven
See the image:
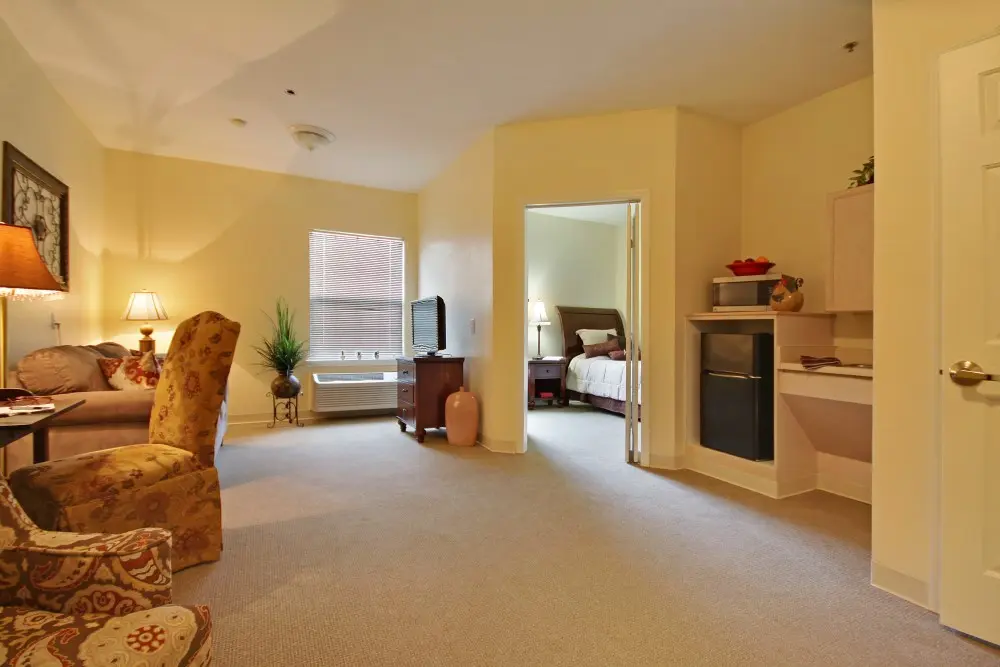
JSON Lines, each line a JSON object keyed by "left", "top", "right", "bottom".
{"left": 712, "top": 274, "right": 783, "bottom": 312}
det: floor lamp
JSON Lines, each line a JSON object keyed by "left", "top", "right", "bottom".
{"left": 0, "top": 223, "right": 64, "bottom": 390}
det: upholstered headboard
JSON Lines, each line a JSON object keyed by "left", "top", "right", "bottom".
{"left": 554, "top": 306, "right": 624, "bottom": 361}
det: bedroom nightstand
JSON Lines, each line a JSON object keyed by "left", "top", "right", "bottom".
{"left": 528, "top": 358, "right": 568, "bottom": 409}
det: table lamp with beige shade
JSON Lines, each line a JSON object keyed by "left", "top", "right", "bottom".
{"left": 0, "top": 223, "right": 64, "bottom": 390}
{"left": 122, "top": 291, "right": 168, "bottom": 354}
{"left": 529, "top": 299, "right": 551, "bottom": 360}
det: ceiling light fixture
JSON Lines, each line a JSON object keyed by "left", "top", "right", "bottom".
{"left": 285, "top": 89, "right": 297, "bottom": 96}
{"left": 843, "top": 41, "right": 859, "bottom": 53}
{"left": 289, "top": 124, "right": 335, "bottom": 151}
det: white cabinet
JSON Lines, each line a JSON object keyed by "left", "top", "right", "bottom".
{"left": 827, "top": 184, "right": 874, "bottom": 312}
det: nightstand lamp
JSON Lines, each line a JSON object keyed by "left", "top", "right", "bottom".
{"left": 528, "top": 299, "right": 551, "bottom": 360}
{"left": 123, "top": 291, "right": 168, "bottom": 354}
{"left": 0, "top": 223, "right": 64, "bottom": 388}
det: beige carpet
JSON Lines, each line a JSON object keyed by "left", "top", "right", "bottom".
{"left": 175, "top": 406, "right": 1000, "bottom": 666}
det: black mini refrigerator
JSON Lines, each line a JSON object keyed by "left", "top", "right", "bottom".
{"left": 700, "top": 333, "right": 774, "bottom": 461}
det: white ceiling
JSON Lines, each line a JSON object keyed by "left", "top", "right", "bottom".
{"left": 0, "top": 0, "right": 872, "bottom": 192}
{"left": 531, "top": 204, "right": 630, "bottom": 227}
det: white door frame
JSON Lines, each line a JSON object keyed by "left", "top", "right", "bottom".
{"left": 522, "top": 191, "right": 652, "bottom": 466}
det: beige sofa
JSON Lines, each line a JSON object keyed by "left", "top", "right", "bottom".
{"left": 4, "top": 342, "right": 227, "bottom": 472}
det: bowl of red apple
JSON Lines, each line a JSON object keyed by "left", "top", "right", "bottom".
{"left": 726, "top": 256, "right": 775, "bottom": 276}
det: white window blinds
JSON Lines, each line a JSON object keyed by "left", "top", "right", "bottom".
{"left": 309, "top": 230, "right": 404, "bottom": 361}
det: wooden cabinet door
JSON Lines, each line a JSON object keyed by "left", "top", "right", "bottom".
{"left": 827, "top": 185, "right": 874, "bottom": 312}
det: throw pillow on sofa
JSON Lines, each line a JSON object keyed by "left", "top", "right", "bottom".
{"left": 17, "top": 346, "right": 113, "bottom": 394}
{"left": 98, "top": 351, "right": 161, "bottom": 390}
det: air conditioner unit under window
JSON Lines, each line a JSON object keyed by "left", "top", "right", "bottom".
{"left": 311, "top": 372, "right": 398, "bottom": 413}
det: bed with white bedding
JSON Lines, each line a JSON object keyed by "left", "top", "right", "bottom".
{"left": 566, "top": 353, "right": 641, "bottom": 404}
{"left": 554, "top": 305, "right": 639, "bottom": 416}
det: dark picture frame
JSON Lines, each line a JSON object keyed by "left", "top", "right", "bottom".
{"left": 1, "top": 141, "right": 70, "bottom": 291}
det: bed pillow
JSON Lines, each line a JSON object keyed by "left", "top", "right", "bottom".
{"left": 609, "top": 349, "right": 626, "bottom": 361}
{"left": 583, "top": 338, "right": 621, "bottom": 359}
{"left": 608, "top": 334, "right": 641, "bottom": 360}
{"left": 576, "top": 328, "right": 618, "bottom": 346}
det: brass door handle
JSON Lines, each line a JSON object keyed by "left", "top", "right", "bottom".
{"left": 949, "top": 360, "right": 994, "bottom": 386}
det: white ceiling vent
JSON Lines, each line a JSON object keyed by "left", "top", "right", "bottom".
{"left": 290, "top": 124, "right": 335, "bottom": 151}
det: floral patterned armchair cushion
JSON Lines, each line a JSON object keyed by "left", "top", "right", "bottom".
{"left": 9, "top": 311, "right": 240, "bottom": 571}
{"left": 149, "top": 311, "right": 241, "bottom": 468}
{"left": 0, "top": 603, "right": 212, "bottom": 666}
{"left": 0, "top": 476, "right": 172, "bottom": 615}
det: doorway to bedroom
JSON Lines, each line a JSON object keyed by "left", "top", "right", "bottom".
{"left": 524, "top": 201, "right": 643, "bottom": 465}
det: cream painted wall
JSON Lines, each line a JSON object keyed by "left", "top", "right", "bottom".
{"left": 526, "top": 212, "right": 621, "bottom": 358}
{"left": 491, "top": 109, "right": 678, "bottom": 458}
{"left": 417, "top": 130, "right": 495, "bottom": 435}
{"left": 0, "top": 20, "right": 105, "bottom": 370}
{"left": 674, "top": 109, "right": 743, "bottom": 449}
{"left": 742, "top": 77, "right": 875, "bottom": 344}
{"left": 102, "top": 150, "right": 417, "bottom": 419}
{"left": 871, "top": 0, "right": 1000, "bottom": 609}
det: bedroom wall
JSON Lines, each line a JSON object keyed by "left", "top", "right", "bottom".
{"left": 491, "top": 108, "right": 679, "bottom": 460}
{"left": 525, "top": 211, "right": 621, "bottom": 357}
{"left": 102, "top": 149, "right": 418, "bottom": 420}
{"left": 741, "top": 76, "right": 874, "bottom": 346}
{"left": 0, "top": 19, "right": 106, "bottom": 371}
{"left": 870, "top": 0, "right": 1000, "bottom": 610}
{"left": 417, "top": 130, "right": 496, "bottom": 437}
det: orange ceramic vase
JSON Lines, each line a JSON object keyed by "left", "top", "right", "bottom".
{"left": 445, "top": 386, "right": 479, "bottom": 446}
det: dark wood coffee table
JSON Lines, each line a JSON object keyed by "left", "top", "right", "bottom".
{"left": 0, "top": 398, "right": 85, "bottom": 465}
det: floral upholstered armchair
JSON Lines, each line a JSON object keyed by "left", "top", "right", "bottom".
{"left": 0, "top": 476, "right": 213, "bottom": 665}
{"left": 9, "top": 311, "right": 241, "bottom": 570}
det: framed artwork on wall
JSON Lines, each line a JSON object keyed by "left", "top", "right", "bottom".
{"left": 1, "top": 141, "right": 70, "bottom": 291}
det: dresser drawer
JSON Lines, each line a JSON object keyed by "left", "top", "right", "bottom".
{"left": 532, "top": 364, "right": 562, "bottom": 379}
{"left": 397, "top": 401, "right": 416, "bottom": 427}
{"left": 397, "top": 360, "right": 415, "bottom": 384}
{"left": 397, "top": 382, "right": 416, "bottom": 405}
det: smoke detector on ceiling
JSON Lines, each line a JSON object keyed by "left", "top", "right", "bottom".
{"left": 289, "top": 124, "right": 335, "bottom": 151}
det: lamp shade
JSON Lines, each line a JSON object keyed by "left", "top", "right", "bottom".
{"left": 122, "top": 291, "right": 168, "bottom": 321}
{"left": 529, "top": 300, "right": 550, "bottom": 326}
{"left": 0, "top": 222, "right": 62, "bottom": 299}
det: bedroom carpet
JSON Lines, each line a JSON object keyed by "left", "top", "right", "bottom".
{"left": 174, "top": 407, "right": 1000, "bottom": 666}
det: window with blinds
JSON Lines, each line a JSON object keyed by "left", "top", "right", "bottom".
{"left": 308, "top": 230, "right": 404, "bottom": 361}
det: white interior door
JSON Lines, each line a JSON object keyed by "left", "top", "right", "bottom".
{"left": 939, "top": 32, "right": 1000, "bottom": 645}
{"left": 625, "top": 202, "right": 641, "bottom": 464}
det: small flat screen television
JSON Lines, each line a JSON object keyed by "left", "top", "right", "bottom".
{"left": 411, "top": 296, "right": 446, "bottom": 356}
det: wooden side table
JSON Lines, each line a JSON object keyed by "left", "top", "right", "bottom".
{"left": 528, "top": 358, "right": 567, "bottom": 409}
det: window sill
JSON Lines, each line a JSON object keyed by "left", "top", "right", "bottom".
{"left": 306, "top": 358, "right": 400, "bottom": 369}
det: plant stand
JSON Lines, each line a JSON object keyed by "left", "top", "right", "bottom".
{"left": 267, "top": 391, "right": 304, "bottom": 428}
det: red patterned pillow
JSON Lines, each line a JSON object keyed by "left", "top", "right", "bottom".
{"left": 609, "top": 349, "right": 626, "bottom": 361}
{"left": 97, "top": 351, "right": 160, "bottom": 390}
{"left": 583, "top": 338, "right": 621, "bottom": 359}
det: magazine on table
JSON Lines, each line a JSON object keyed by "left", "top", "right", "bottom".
{"left": 0, "top": 395, "right": 56, "bottom": 418}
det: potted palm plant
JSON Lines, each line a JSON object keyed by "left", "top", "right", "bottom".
{"left": 253, "top": 298, "right": 307, "bottom": 399}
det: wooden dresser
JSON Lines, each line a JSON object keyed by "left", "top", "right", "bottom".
{"left": 396, "top": 356, "right": 465, "bottom": 443}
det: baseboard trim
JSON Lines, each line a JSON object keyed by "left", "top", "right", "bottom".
{"left": 816, "top": 454, "right": 872, "bottom": 504}
{"left": 776, "top": 475, "right": 817, "bottom": 499}
{"left": 817, "top": 472, "right": 872, "bottom": 504}
{"left": 481, "top": 439, "right": 519, "bottom": 454}
{"left": 647, "top": 453, "right": 684, "bottom": 470}
{"left": 871, "top": 561, "right": 932, "bottom": 610}
{"left": 684, "top": 445, "right": 778, "bottom": 498}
